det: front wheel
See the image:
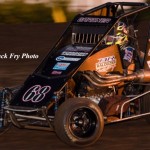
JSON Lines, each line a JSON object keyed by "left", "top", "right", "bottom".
{"left": 54, "top": 98, "right": 104, "bottom": 147}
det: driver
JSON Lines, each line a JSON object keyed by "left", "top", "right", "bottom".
{"left": 104, "top": 21, "right": 135, "bottom": 70}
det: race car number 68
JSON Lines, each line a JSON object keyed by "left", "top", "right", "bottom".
{"left": 22, "top": 85, "right": 51, "bottom": 103}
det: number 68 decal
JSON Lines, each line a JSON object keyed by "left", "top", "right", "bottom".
{"left": 22, "top": 85, "right": 51, "bottom": 103}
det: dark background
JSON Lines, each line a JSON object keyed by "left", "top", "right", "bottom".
{"left": 0, "top": 23, "right": 67, "bottom": 87}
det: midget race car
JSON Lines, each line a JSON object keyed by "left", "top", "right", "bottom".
{"left": 0, "top": 2, "right": 150, "bottom": 147}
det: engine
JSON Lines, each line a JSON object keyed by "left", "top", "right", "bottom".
{"left": 72, "top": 69, "right": 150, "bottom": 115}
{"left": 84, "top": 87, "right": 115, "bottom": 104}
{"left": 73, "top": 71, "right": 115, "bottom": 104}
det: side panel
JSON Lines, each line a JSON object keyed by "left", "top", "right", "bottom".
{"left": 10, "top": 75, "right": 68, "bottom": 108}
{"left": 10, "top": 45, "right": 93, "bottom": 108}
{"left": 79, "top": 45, "right": 123, "bottom": 75}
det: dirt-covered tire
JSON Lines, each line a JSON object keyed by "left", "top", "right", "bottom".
{"left": 54, "top": 98, "right": 104, "bottom": 147}
{"left": 141, "top": 86, "right": 150, "bottom": 124}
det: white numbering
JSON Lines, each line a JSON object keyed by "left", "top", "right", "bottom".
{"left": 22, "top": 85, "right": 51, "bottom": 103}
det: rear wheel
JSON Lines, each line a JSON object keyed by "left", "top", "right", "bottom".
{"left": 54, "top": 98, "right": 104, "bottom": 147}
{"left": 141, "top": 86, "right": 150, "bottom": 124}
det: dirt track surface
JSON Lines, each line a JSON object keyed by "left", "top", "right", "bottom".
{"left": 0, "top": 23, "right": 67, "bottom": 87}
{"left": 0, "top": 119, "right": 150, "bottom": 150}
{"left": 0, "top": 23, "right": 149, "bottom": 150}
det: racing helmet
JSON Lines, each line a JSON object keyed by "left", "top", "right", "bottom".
{"left": 104, "top": 21, "right": 128, "bottom": 46}
{"left": 116, "top": 21, "right": 128, "bottom": 34}
{"left": 115, "top": 21, "right": 128, "bottom": 45}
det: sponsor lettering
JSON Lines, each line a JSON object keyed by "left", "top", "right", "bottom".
{"left": 123, "top": 47, "right": 134, "bottom": 63}
{"left": 61, "top": 51, "right": 88, "bottom": 57}
{"left": 96, "top": 55, "right": 116, "bottom": 72}
{"left": 53, "top": 62, "right": 70, "bottom": 70}
{"left": 65, "top": 46, "right": 92, "bottom": 52}
{"left": 77, "top": 17, "right": 111, "bottom": 23}
{"left": 22, "top": 85, "right": 51, "bottom": 103}
{"left": 56, "top": 56, "right": 81, "bottom": 61}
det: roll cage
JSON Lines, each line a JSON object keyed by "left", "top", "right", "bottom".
{"left": 35, "top": 2, "right": 150, "bottom": 76}
{"left": 2, "top": 2, "right": 150, "bottom": 140}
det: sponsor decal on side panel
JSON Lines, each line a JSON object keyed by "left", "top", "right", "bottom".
{"left": 61, "top": 51, "right": 88, "bottom": 57}
{"left": 56, "top": 56, "right": 81, "bottom": 61}
{"left": 123, "top": 46, "right": 134, "bottom": 63}
{"left": 65, "top": 46, "right": 92, "bottom": 52}
{"left": 96, "top": 55, "right": 116, "bottom": 72}
{"left": 53, "top": 62, "right": 70, "bottom": 70}
{"left": 51, "top": 70, "right": 62, "bottom": 75}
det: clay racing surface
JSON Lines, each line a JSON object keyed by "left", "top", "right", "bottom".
{"left": 0, "top": 23, "right": 67, "bottom": 87}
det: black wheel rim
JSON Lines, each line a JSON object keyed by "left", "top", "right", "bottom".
{"left": 69, "top": 108, "right": 97, "bottom": 138}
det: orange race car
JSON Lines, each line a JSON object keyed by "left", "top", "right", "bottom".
{"left": 1, "top": 2, "right": 150, "bottom": 147}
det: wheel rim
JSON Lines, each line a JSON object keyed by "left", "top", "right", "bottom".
{"left": 69, "top": 107, "right": 97, "bottom": 138}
